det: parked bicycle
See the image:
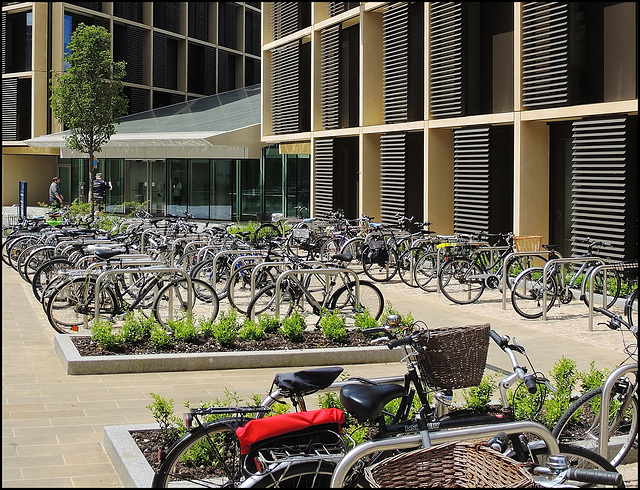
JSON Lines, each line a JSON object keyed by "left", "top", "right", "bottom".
{"left": 151, "top": 315, "right": 620, "bottom": 488}
{"left": 552, "top": 306, "right": 637, "bottom": 467}
{"left": 510, "top": 238, "right": 623, "bottom": 319}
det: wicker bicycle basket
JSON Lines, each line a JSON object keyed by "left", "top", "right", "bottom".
{"left": 364, "top": 441, "right": 534, "bottom": 488}
{"left": 414, "top": 324, "right": 490, "bottom": 390}
{"left": 513, "top": 235, "right": 542, "bottom": 252}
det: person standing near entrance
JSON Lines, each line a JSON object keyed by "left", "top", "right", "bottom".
{"left": 49, "top": 176, "right": 63, "bottom": 208}
{"left": 92, "top": 172, "right": 112, "bottom": 212}
{"left": 172, "top": 177, "right": 183, "bottom": 205}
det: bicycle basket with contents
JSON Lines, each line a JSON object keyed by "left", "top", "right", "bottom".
{"left": 414, "top": 324, "right": 491, "bottom": 390}
{"left": 362, "top": 240, "right": 389, "bottom": 265}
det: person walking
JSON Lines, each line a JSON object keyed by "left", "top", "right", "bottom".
{"left": 49, "top": 176, "right": 63, "bottom": 208}
{"left": 92, "top": 172, "right": 112, "bottom": 212}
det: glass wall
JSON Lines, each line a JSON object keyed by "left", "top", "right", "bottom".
{"left": 188, "top": 159, "right": 210, "bottom": 219}
{"left": 212, "top": 159, "right": 235, "bottom": 220}
{"left": 167, "top": 158, "right": 188, "bottom": 216}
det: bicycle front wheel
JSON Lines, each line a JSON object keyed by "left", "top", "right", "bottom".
{"left": 151, "top": 419, "right": 245, "bottom": 488}
{"left": 413, "top": 251, "right": 439, "bottom": 292}
{"left": 363, "top": 247, "right": 398, "bottom": 282}
{"left": 510, "top": 267, "right": 558, "bottom": 319}
{"left": 227, "top": 264, "right": 276, "bottom": 315}
{"left": 153, "top": 277, "right": 219, "bottom": 327}
{"left": 552, "top": 386, "right": 638, "bottom": 467}
{"left": 329, "top": 280, "right": 384, "bottom": 322}
{"left": 438, "top": 258, "right": 485, "bottom": 304}
{"left": 625, "top": 289, "right": 637, "bottom": 327}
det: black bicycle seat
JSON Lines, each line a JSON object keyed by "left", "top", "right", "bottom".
{"left": 340, "top": 382, "right": 405, "bottom": 421}
{"left": 273, "top": 367, "right": 344, "bottom": 397}
{"left": 93, "top": 248, "right": 128, "bottom": 260}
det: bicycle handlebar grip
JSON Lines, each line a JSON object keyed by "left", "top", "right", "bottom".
{"left": 362, "top": 327, "right": 390, "bottom": 336}
{"left": 524, "top": 374, "right": 538, "bottom": 394}
{"left": 387, "top": 336, "right": 414, "bottom": 350}
{"left": 566, "top": 468, "right": 624, "bottom": 487}
{"left": 489, "top": 330, "right": 504, "bottom": 348}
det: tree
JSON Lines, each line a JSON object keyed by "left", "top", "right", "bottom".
{"left": 50, "top": 23, "right": 128, "bottom": 213}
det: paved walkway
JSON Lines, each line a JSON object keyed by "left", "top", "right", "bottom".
{"left": 2, "top": 261, "right": 637, "bottom": 487}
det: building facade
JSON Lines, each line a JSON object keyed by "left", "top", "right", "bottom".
{"left": 261, "top": 2, "right": 637, "bottom": 260}
{"left": 2, "top": 1, "right": 268, "bottom": 217}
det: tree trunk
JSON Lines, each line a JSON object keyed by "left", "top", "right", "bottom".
{"left": 88, "top": 152, "right": 95, "bottom": 215}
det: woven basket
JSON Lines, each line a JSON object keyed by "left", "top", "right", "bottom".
{"left": 414, "top": 324, "right": 490, "bottom": 390}
{"left": 513, "top": 235, "right": 542, "bottom": 252}
{"left": 364, "top": 441, "right": 534, "bottom": 488}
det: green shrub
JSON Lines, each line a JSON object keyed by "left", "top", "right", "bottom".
{"left": 279, "top": 310, "right": 305, "bottom": 341}
{"left": 170, "top": 315, "right": 199, "bottom": 343}
{"left": 579, "top": 362, "right": 610, "bottom": 394}
{"left": 238, "top": 318, "right": 266, "bottom": 341}
{"left": 150, "top": 324, "right": 174, "bottom": 350}
{"left": 211, "top": 309, "right": 240, "bottom": 348}
{"left": 199, "top": 317, "right": 216, "bottom": 339}
{"left": 119, "top": 312, "right": 155, "bottom": 344}
{"left": 146, "top": 393, "right": 183, "bottom": 447}
{"left": 257, "top": 313, "right": 280, "bottom": 334}
{"left": 462, "top": 375, "right": 496, "bottom": 412}
{"left": 354, "top": 308, "right": 378, "bottom": 330}
{"left": 90, "top": 317, "right": 123, "bottom": 351}
{"left": 320, "top": 310, "right": 348, "bottom": 342}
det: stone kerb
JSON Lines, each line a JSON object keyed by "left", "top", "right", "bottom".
{"left": 54, "top": 334, "right": 404, "bottom": 375}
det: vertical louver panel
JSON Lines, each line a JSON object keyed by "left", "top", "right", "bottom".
{"left": 271, "top": 42, "right": 300, "bottom": 134}
{"left": 380, "top": 132, "right": 407, "bottom": 224}
{"left": 126, "top": 26, "right": 143, "bottom": 85}
{"left": 222, "top": 3, "right": 238, "bottom": 49}
{"left": 2, "top": 77, "right": 17, "bottom": 141}
{"left": 218, "top": 50, "right": 229, "bottom": 93}
{"left": 571, "top": 117, "right": 627, "bottom": 260}
{"left": 453, "top": 127, "right": 490, "bottom": 233}
{"left": 2, "top": 12, "right": 6, "bottom": 75}
{"left": 521, "top": 2, "right": 569, "bottom": 108}
{"left": 153, "top": 33, "right": 167, "bottom": 88}
{"left": 272, "top": 2, "right": 299, "bottom": 41}
{"left": 164, "top": 2, "right": 180, "bottom": 34}
{"left": 314, "top": 138, "right": 335, "bottom": 216}
{"left": 429, "top": 2, "right": 462, "bottom": 118}
{"left": 192, "top": 3, "right": 208, "bottom": 41}
{"left": 320, "top": 26, "right": 340, "bottom": 130}
{"left": 128, "top": 87, "right": 147, "bottom": 114}
{"left": 383, "top": 3, "right": 409, "bottom": 124}
{"left": 204, "top": 46, "right": 216, "bottom": 95}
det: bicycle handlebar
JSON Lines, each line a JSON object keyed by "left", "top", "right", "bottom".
{"left": 594, "top": 306, "right": 637, "bottom": 338}
{"left": 566, "top": 468, "right": 624, "bottom": 487}
{"left": 489, "top": 330, "right": 537, "bottom": 394}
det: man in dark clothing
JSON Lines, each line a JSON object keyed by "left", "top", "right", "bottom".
{"left": 49, "top": 176, "right": 63, "bottom": 208}
{"left": 92, "top": 173, "right": 112, "bottom": 211}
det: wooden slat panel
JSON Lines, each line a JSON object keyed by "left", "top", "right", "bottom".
{"left": 380, "top": 132, "right": 407, "bottom": 224}
{"left": 271, "top": 42, "right": 300, "bottom": 134}
{"left": 571, "top": 117, "right": 628, "bottom": 260}
{"left": 272, "top": 2, "right": 299, "bottom": 41}
{"left": 383, "top": 3, "right": 409, "bottom": 124}
{"left": 2, "top": 77, "right": 18, "bottom": 141}
{"left": 320, "top": 26, "right": 340, "bottom": 130}
{"left": 429, "top": 2, "right": 462, "bottom": 118}
{"left": 521, "top": 2, "right": 569, "bottom": 108}
{"left": 453, "top": 127, "right": 490, "bottom": 233}
{"left": 314, "top": 138, "right": 335, "bottom": 216}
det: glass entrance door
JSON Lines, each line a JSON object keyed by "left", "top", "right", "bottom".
{"left": 125, "top": 160, "right": 166, "bottom": 216}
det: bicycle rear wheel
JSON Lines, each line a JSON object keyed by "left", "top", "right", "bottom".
{"left": 552, "top": 385, "right": 638, "bottom": 467}
{"left": 363, "top": 247, "right": 398, "bottom": 282}
{"left": 32, "top": 258, "right": 73, "bottom": 303}
{"left": 246, "top": 283, "right": 297, "bottom": 322}
{"left": 413, "top": 251, "right": 439, "bottom": 292}
{"left": 153, "top": 277, "right": 219, "bottom": 327}
{"left": 625, "top": 289, "right": 637, "bottom": 327}
{"left": 510, "top": 267, "right": 558, "bottom": 319}
{"left": 244, "top": 461, "right": 337, "bottom": 488}
{"left": 438, "top": 257, "right": 485, "bottom": 304}
{"left": 227, "top": 264, "right": 276, "bottom": 315}
{"left": 151, "top": 419, "right": 245, "bottom": 488}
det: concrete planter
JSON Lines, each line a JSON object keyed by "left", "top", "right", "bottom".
{"left": 54, "top": 334, "right": 403, "bottom": 375}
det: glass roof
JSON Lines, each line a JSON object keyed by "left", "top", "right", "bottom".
{"left": 115, "top": 84, "right": 261, "bottom": 134}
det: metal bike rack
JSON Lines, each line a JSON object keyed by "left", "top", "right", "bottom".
{"left": 250, "top": 260, "right": 294, "bottom": 296}
{"left": 330, "top": 420, "right": 561, "bottom": 488}
{"left": 211, "top": 249, "right": 268, "bottom": 287}
{"left": 598, "top": 363, "right": 638, "bottom": 458}
{"left": 435, "top": 239, "right": 489, "bottom": 293}
{"left": 268, "top": 267, "right": 360, "bottom": 321}
{"left": 94, "top": 266, "right": 192, "bottom": 325}
{"left": 501, "top": 250, "right": 555, "bottom": 310}
{"left": 542, "top": 257, "right": 606, "bottom": 321}
{"left": 587, "top": 261, "right": 638, "bottom": 331}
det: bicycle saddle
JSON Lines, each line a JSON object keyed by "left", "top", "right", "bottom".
{"left": 340, "top": 382, "right": 405, "bottom": 421}
{"left": 273, "top": 366, "right": 344, "bottom": 397}
{"left": 92, "top": 247, "right": 128, "bottom": 260}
